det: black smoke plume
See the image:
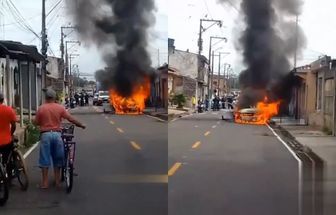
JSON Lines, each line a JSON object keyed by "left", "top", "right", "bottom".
{"left": 66, "top": 0, "right": 156, "bottom": 97}
{"left": 218, "top": 0, "right": 305, "bottom": 108}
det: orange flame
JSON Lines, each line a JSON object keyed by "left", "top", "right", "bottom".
{"left": 110, "top": 78, "right": 150, "bottom": 115}
{"left": 235, "top": 97, "right": 280, "bottom": 125}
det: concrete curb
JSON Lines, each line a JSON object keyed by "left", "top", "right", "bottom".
{"left": 143, "top": 111, "right": 168, "bottom": 122}
{"left": 23, "top": 142, "right": 39, "bottom": 159}
{"left": 268, "top": 121, "right": 324, "bottom": 159}
{"left": 169, "top": 111, "right": 194, "bottom": 122}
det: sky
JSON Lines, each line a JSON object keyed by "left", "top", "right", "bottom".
{"left": 1, "top": 0, "right": 336, "bottom": 78}
{"left": 0, "top": 0, "right": 168, "bottom": 79}
{"left": 168, "top": 0, "right": 336, "bottom": 75}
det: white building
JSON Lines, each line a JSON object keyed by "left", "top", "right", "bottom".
{"left": 168, "top": 38, "right": 209, "bottom": 106}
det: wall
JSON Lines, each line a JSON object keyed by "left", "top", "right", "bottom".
{"left": 169, "top": 50, "right": 198, "bottom": 79}
{"left": 0, "top": 57, "right": 18, "bottom": 107}
{"left": 46, "top": 56, "right": 61, "bottom": 79}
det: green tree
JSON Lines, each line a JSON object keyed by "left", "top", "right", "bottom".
{"left": 172, "top": 94, "right": 186, "bottom": 108}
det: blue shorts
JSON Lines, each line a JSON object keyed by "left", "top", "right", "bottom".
{"left": 39, "top": 132, "right": 64, "bottom": 168}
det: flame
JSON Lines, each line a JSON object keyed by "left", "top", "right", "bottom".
{"left": 235, "top": 97, "right": 280, "bottom": 125}
{"left": 110, "top": 78, "right": 150, "bottom": 115}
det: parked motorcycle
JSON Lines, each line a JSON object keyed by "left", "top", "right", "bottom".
{"left": 197, "top": 102, "right": 205, "bottom": 113}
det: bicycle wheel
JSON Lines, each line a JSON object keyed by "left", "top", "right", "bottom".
{"left": 64, "top": 152, "right": 73, "bottom": 193}
{"left": 12, "top": 151, "right": 29, "bottom": 191}
{"left": 0, "top": 164, "right": 9, "bottom": 206}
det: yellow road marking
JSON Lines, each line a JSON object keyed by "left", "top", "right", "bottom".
{"left": 168, "top": 162, "right": 182, "bottom": 177}
{"left": 117, "top": 128, "right": 124, "bottom": 133}
{"left": 109, "top": 120, "right": 115, "bottom": 125}
{"left": 204, "top": 131, "right": 211, "bottom": 136}
{"left": 192, "top": 141, "right": 201, "bottom": 149}
{"left": 130, "top": 141, "right": 142, "bottom": 150}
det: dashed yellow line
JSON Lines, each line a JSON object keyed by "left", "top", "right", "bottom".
{"left": 168, "top": 162, "right": 182, "bottom": 177}
{"left": 204, "top": 131, "right": 211, "bottom": 136}
{"left": 109, "top": 120, "right": 115, "bottom": 125}
{"left": 117, "top": 128, "right": 124, "bottom": 133}
{"left": 130, "top": 141, "right": 142, "bottom": 150}
{"left": 192, "top": 141, "right": 201, "bottom": 149}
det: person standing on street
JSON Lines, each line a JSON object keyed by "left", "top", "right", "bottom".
{"left": 205, "top": 95, "right": 209, "bottom": 111}
{"left": 35, "top": 89, "right": 86, "bottom": 189}
{"left": 192, "top": 96, "right": 196, "bottom": 112}
{"left": 0, "top": 92, "right": 17, "bottom": 174}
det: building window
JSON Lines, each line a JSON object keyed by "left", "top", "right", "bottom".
{"left": 324, "top": 78, "right": 334, "bottom": 115}
{"left": 317, "top": 77, "right": 323, "bottom": 110}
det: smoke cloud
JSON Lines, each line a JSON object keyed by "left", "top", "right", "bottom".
{"left": 66, "top": 0, "right": 156, "bottom": 97}
{"left": 218, "top": 0, "right": 306, "bottom": 108}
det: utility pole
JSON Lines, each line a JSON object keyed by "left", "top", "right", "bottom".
{"left": 157, "top": 48, "right": 160, "bottom": 67}
{"left": 41, "top": 0, "right": 48, "bottom": 93}
{"left": 211, "top": 51, "right": 215, "bottom": 97}
{"left": 198, "top": 19, "right": 222, "bottom": 55}
{"left": 333, "top": 62, "right": 336, "bottom": 136}
{"left": 60, "top": 26, "right": 76, "bottom": 97}
{"left": 294, "top": 15, "right": 299, "bottom": 69}
{"left": 207, "top": 36, "right": 227, "bottom": 99}
{"left": 65, "top": 40, "right": 80, "bottom": 96}
{"left": 197, "top": 19, "right": 222, "bottom": 104}
{"left": 218, "top": 53, "right": 221, "bottom": 96}
{"left": 69, "top": 54, "right": 79, "bottom": 94}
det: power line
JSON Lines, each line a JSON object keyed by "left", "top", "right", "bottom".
{"left": 47, "top": 0, "right": 63, "bottom": 17}
{"left": 48, "top": 46, "right": 56, "bottom": 56}
{"left": 5, "top": 0, "right": 40, "bottom": 39}
{"left": 2, "top": 14, "right": 40, "bottom": 27}
{"left": 47, "top": 2, "right": 63, "bottom": 29}
{"left": 202, "top": 0, "right": 213, "bottom": 19}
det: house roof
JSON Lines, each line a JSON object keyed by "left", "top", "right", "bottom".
{"left": 168, "top": 66, "right": 182, "bottom": 76}
{"left": 174, "top": 49, "right": 209, "bottom": 64}
{"left": 0, "top": 40, "right": 44, "bottom": 62}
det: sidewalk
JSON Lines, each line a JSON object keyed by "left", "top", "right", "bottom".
{"left": 143, "top": 107, "right": 168, "bottom": 121}
{"left": 282, "top": 125, "right": 336, "bottom": 213}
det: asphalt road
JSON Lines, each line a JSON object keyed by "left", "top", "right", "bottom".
{"left": 169, "top": 111, "right": 305, "bottom": 215}
{"left": 2, "top": 105, "right": 167, "bottom": 215}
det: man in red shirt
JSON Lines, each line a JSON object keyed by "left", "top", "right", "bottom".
{"left": 35, "top": 89, "right": 85, "bottom": 189}
{"left": 0, "top": 92, "right": 17, "bottom": 171}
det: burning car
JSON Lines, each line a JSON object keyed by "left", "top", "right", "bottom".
{"left": 109, "top": 78, "right": 150, "bottom": 115}
{"left": 234, "top": 108, "right": 261, "bottom": 124}
{"left": 234, "top": 98, "right": 280, "bottom": 125}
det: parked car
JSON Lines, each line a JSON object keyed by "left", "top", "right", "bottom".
{"left": 97, "top": 91, "right": 109, "bottom": 106}
{"left": 93, "top": 93, "right": 99, "bottom": 106}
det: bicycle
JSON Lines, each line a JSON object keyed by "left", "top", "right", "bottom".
{"left": 61, "top": 123, "right": 76, "bottom": 193}
{"left": 0, "top": 138, "right": 29, "bottom": 206}
{"left": 0, "top": 155, "right": 8, "bottom": 206}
